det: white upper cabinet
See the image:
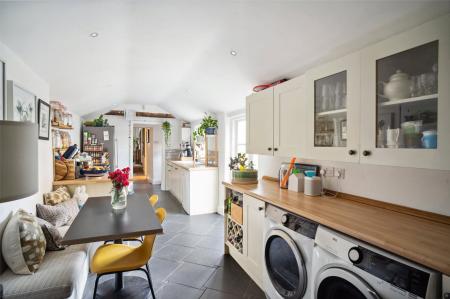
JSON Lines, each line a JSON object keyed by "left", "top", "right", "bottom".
{"left": 273, "top": 76, "right": 306, "bottom": 157}
{"left": 246, "top": 87, "right": 274, "bottom": 155}
{"left": 360, "top": 15, "right": 450, "bottom": 170}
{"left": 305, "top": 52, "right": 361, "bottom": 162}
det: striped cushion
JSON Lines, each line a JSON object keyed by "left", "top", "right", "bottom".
{"left": 43, "top": 186, "right": 70, "bottom": 205}
{"left": 1, "top": 210, "right": 46, "bottom": 274}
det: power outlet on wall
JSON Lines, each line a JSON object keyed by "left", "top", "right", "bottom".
{"left": 321, "top": 167, "right": 345, "bottom": 179}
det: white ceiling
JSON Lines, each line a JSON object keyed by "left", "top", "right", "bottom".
{"left": 0, "top": 1, "right": 449, "bottom": 121}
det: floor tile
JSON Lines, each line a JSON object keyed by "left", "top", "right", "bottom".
{"left": 154, "top": 243, "right": 194, "bottom": 262}
{"left": 167, "top": 261, "right": 216, "bottom": 289}
{"left": 204, "top": 261, "right": 251, "bottom": 295}
{"left": 156, "top": 282, "right": 204, "bottom": 299}
{"left": 167, "top": 232, "right": 204, "bottom": 247}
{"left": 200, "top": 288, "right": 240, "bottom": 299}
{"left": 148, "top": 257, "right": 182, "bottom": 282}
{"left": 197, "top": 235, "right": 225, "bottom": 251}
{"left": 183, "top": 247, "right": 225, "bottom": 268}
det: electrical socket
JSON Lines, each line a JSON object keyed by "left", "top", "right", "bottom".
{"left": 335, "top": 168, "right": 345, "bottom": 179}
{"left": 322, "top": 167, "right": 335, "bottom": 177}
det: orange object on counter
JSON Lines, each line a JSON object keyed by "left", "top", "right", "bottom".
{"left": 281, "top": 157, "right": 296, "bottom": 188}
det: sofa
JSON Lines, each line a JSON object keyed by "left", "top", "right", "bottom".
{"left": 0, "top": 225, "right": 100, "bottom": 299}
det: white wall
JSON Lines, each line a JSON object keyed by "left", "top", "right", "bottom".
{"left": 0, "top": 41, "right": 51, "bottom": 222}
{"left": 257, "top": 155, "right": 450, "bottom": 216}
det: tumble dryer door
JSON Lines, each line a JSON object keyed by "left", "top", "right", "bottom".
{"left": 315, "top": 268, "right": 380, "bottom": 299}
{"left": 264, "top": 229, "right": 307, "bottom": 299}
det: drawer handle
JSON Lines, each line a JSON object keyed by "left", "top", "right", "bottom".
{"left": 258, "top": 207, "right": 264, "bottom": 211}
{"left": 362, "top": 150, "right": 371, "bottom": 156}
{"left": 274, "top": 148, "right": 278, "bottom": 151}
{"left": 348, "top": 149, "right": 356, "bottom": 155}
{"left": 268, "top": 147, "right": 272, "bottom": 151}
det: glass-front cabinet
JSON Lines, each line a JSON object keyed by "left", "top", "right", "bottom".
{"left": 360, "top": 15, "right": 450, "bottom": 169}
{"left": 306, "top": 52, "right": 360, "bottom": 162}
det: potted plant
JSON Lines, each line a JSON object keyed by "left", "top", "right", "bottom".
{"left": 229, "top": 153, "right": 258, "bottom": 184}
{"left": 83, "top": 114, "right": 109, "bottom": 127}
{"left": 161, "top": 121, "right": 171, "bottom": 146}
{"left": 200, "top": 113, "right": 218, "bottom": 135}
{"left": 108, "top": 167, "right": 130, "bottom": 210}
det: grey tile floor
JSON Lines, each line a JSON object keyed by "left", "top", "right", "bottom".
{"left": 82, "top": 182, "right": 265, "bottom": 299}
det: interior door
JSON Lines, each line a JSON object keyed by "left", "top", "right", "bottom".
{"left": 246, "top": 88, "right": 274, "bottom": 155}
{"left": 243, "top": 195, "right": 265, "bottom": 285}
{"left": 305, "top": 52, "right": 361, "bottom": 162}
{"left": 360, "top": 15, "right": 450, "bottom": 170}
{"left": 273, "top": 76, "right": 306, "bottom": 158}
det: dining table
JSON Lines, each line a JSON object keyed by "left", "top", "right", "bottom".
{"left": 61, "top": 195, "right": 163, "bottom": 293}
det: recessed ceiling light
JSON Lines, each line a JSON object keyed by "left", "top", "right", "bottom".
{"left": 230, "top": 50, "right": 237, "bottom": 56}
{"left": 89, "top": 32, "right": 99, "bottom": 38}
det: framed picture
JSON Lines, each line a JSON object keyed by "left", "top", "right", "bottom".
{"left": 6, "top": 80, "right": 36, "bottom": 123}
{"left": 0, "top": 59, "right": 5, "bottom": 121}
{"left": 38, "top": 99, "right": 51, "bottom": 140}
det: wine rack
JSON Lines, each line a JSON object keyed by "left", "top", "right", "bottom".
{"left": 226, "top": 216, "right": 243, "bottom": 254}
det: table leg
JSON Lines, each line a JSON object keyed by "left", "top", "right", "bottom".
{"left": 114, "top": 239, "right": 123, "bottom": 291}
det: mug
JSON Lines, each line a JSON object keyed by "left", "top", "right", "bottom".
{"left": 386, "top": 128, "right": 400, "bottom": 148}
{"left": 422, "top": 130, "right": 437, "bottom": 149}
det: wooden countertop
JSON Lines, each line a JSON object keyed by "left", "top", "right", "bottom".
{"left": 53, "top": 175, "right": 137, "bottom": 186}
{"left": 223, "top": 179, "right": 450, "bottom": 275}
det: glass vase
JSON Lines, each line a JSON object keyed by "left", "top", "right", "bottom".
{"left": 111, "top": 187, "right": 127, "bottom": 210}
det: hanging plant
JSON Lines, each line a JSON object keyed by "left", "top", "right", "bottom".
{"left": 199, "top": 113, "right": 218, "bottom": 135}
{"left": 161, "top": 121, "right": 171, "bottom": 146}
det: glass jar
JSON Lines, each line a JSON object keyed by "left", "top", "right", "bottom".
{"left": 111, "top": 187, "right": 127, "bottom": 210}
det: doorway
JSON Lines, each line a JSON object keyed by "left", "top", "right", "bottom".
{"left": 133, "top": 127, "right": 152, "bottom": 181}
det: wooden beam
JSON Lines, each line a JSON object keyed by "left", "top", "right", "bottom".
{"left": 104, "top": 110, "right": 175, "bottom": 119}
{"left": 104, "top": 110, "right": 125, "bottom": 116}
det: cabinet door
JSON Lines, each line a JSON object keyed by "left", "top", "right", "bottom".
{"left": 360, "top": 15, "right": 450, "bottom": 170}
{"left": 246, "top": 87, "right": 274, "bottom": 155}
{"left": 166, "top": 163, "right": 172, "bottom": 191}
{"left": 243, "top": 195, "right": 265, "bottom": 284}
{"left": 305, "top": 52, "right": 361, "bottom": 162}
{"left": 273, "top": 76, "right": 306, "bottom": 157}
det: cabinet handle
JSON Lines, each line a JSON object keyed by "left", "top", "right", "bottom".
{"left": 268, "top": 147, "right": 272, "bottom": 151}
{"left": 274, "top": 148, "right": 278, "bottom": 151}
{"left": 362, "top": 150, "right": 371, "bottom": 156}
{"left": 348, "top": 149, "right": 356, "bottom": 155}
{"left": 258, "top": 207, "right": 264, "bottom": 211}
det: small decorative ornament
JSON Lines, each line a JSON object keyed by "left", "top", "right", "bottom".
{"left": 108, "top": 167, "right": 130, "bottom": 210}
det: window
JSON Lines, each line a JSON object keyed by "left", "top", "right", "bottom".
{"left": 231, "top": 116, "right": 246, "bottom": 156}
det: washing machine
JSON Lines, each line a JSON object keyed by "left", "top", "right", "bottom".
{"left": 263, "top": 204, "right": 319, "bottom": 299}
{"left": 311, "top": 225, "right": 441, "bottom": 299}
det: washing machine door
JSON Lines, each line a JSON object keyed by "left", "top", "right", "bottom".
{"left": 265, "top": 229, "right": 307, "bottom": 299}
{"left": 315, "top": 267, "right": 380, "bottom": 299}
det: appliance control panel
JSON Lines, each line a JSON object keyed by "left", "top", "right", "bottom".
{"left": 266, "top": 204, "right": 318, "bottom": 239}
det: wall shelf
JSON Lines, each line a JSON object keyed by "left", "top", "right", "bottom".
{"left": 378, "top": 94, "right": 438, "bottom": 107}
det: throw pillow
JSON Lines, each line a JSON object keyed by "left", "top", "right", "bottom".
{"left": 36, "top": 204, "right": 71, "bottom": 227}
{"left": 36, "top": 218, "right": 66, "bottom": 251}
{"left": 58, "top": 198, "right": 79, "bottom": 224}
{"left": 43, "top": 186, "right": 71, "bottom": 205}
{"left": 1, "top": 209, "right": 46, "bottom": 274}
{"left": 0, "top": 212, "right": 13, "bottom": 274}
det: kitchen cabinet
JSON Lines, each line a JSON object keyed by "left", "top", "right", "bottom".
{"left": 360, "top": 15, "right": 450, "bottom": 170}
{"left": 166, "top": 161, "right": 218, "bottom": 215}
{"left": 246, "top": 76, "right": 305, "bottom": 157}
{"left": 246, "top": 87, "right": 274, "bottom": 155}
{"left": 243, "top": 194, "right": 265, "bottom": 285}
{"left": 304, "top": 52, "right": 361, "bottom": 162}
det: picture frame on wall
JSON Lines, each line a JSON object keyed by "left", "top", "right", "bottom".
{"left": 6, "top": 80, "right": 36, "bottom": 123}
{"left": 0, "top": 59, "right": 5, "bottom": 121}
{"left": 38, "top": 99, "right": 50, "bottom": 140}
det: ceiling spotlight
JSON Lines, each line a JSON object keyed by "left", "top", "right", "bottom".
{"left": 89, "top": 32, "right": 99, "bottom": 38}
{"left": 230, "top": 50, "right": 237, "bottom": 56}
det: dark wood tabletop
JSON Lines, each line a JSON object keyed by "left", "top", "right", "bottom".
{"left": 61, "top": 196, "right": 163, "bottom": 245}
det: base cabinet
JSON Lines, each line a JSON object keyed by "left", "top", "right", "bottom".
{"left": 225, "top": 191, "right": 265, "bottom": 289}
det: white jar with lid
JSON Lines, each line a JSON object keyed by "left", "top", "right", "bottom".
{"left": 304, "top": 176, "right": 322, "bottom": 196}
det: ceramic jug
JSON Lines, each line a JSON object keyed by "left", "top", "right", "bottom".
{"left": 379, "top": 70, "right": 412, "bottom": 101}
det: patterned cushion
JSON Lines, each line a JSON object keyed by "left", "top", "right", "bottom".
{"left": 43, "top": 186, "right": 71, "bottom": 205}
{"left": 58, "top": 198, "right": 79, "bottom": 224}
{"left": 36, "top": 218, "right": 66, "bottom": 251}
{"left": 1, "top": 209, "right": 46, "bottom": 274}
{"left": 36, "top": 204, "right": 71, "bottom": 227}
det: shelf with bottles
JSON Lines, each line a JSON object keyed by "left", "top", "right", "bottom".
{"left": 226, "top": 216, "right": 243, "bottom": 254}
{"left": 83, "top": 144, "right": 104, "bottom": 152}
{"left": 376, "top": 40, "right": 438, "bottom": 150}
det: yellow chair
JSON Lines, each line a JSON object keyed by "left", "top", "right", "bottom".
{"left": 91, "top": 208, "right": 167, "bottom": 299}
{"left": 149, "top": 194, "right": 158, "bottom": 207}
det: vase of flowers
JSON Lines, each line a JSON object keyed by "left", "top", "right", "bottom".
{"left": 108, "top": 167, "right": 130, "bottom": 210}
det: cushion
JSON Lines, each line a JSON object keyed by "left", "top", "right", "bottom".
{"left": 36, "top": 218, "right": 66, "bottom": 251}
{"left": 0, "top": 243, "right": 91, "bottom": 299}
{"left": 43, "top": 186, "right": 71, "bottom": 205}
{"left": 54, "top": 160, "right": 67, "bottom": 181}
{"left": 1, "top": 210, "right": 46, "bottom": 274}
{"left": 58, "top": 198, "right": 79, "bottom": 224}
{"left": 36, "top": 204, "right": 71, "bottom": 227}
{"left": 0, "top": 212, "right": 13, "bottom": 274}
